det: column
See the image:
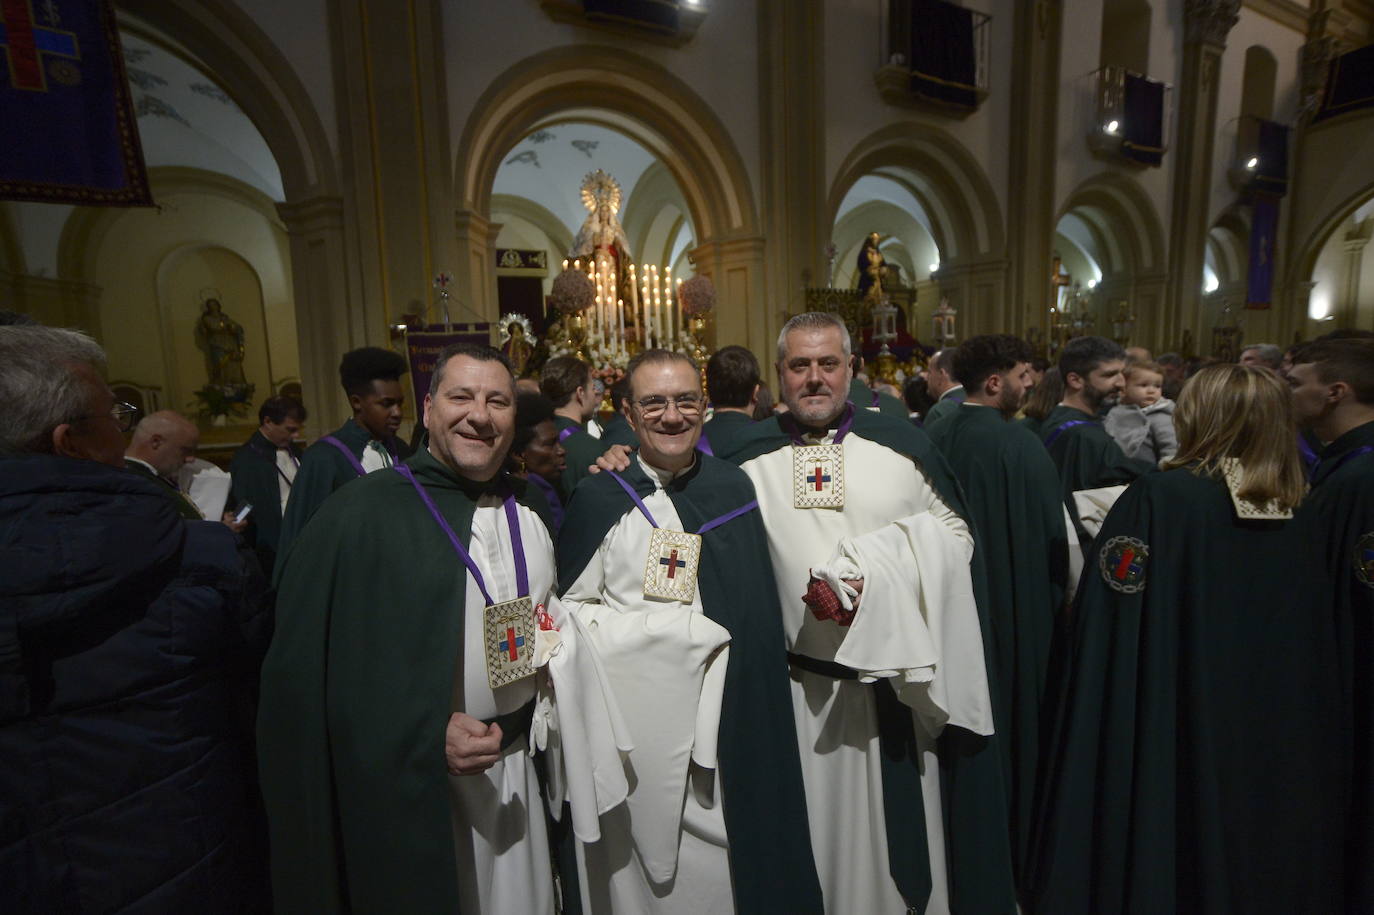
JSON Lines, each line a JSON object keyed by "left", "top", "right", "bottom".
{"left": 1005, "top": 0, "right": 1065, "bottom": 336}
{"left": 935, "top": 257, "right": 1012, "bottom": 338}
{"left": 688, "top": 236, "right": 768, "bottom": 364}
{"left": 757, "top": 0, "right": 826, "bottom": 328}
{"left": 1163, "top": 0, "right": 1240, "bottom": 349}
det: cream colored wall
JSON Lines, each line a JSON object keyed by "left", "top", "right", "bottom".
{"left": 78, "top": 173, "right": 296, "bottom": 416}
{"left": 445, "top": 1, "right": 763, "bottom": 217}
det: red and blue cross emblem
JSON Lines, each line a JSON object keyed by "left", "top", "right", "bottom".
{"left": 1099, "top": 535, "right": 1148, "bottom": 594}
{"left": 1, "top": 0, "right": 81, "bottom": 92}
{"left": 659, "top": 548, "right": 686, "bottom": 579}
{"left": 809, "top": 465, "right": 832, "bottom": 491}
{"left": 499, "top": 626, "right": 525, "bottom": 661}
{"left": 1355, "top": 532, "right": 1374, "bottom": 590}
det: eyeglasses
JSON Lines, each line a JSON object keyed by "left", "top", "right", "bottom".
{"left": 634, "top": 393, "right": 703, "bottom": 418}
{"left": 74, "top": 401, "right": 140, "bottom": 432}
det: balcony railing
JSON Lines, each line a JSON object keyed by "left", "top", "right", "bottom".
{"left": 1088, "top": 66, "right": 1172, "bottom": 166}
{"left": 877, "top": 0, "right": 991, "bottom": 115}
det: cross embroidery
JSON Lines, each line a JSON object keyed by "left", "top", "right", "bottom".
{"left": 0, "top": 0, "right": 80, "bottom": 92}
{"left": 498, "top": 627, "right": 525, "bottom": 661}
{"left": 1113, "top": 548, "right": 1139, "bottom": 581}
{"left": 810, "top": 466, "right": 831, "bottom": 491}
{"left": 659, "top": 549, "right": 686, "bottom": 580}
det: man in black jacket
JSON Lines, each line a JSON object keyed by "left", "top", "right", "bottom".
{"left": 230, "top": 395, "right": 307, "bottom": 570}
{"left": 0, "top": 325, "right": 270, "bottom": 913}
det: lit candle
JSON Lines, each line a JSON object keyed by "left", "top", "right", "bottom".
{"left": 562, "top": 258, "right": 569, "bottom": 270}
{"left": 618, "top": 298, "right": 626, "bottom": 356}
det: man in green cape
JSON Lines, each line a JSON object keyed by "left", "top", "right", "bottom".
{"left": 274, "top": 346, "right": 408, "bottom": 567}
{"left": 259, "top": 343, "right": 623, "bottom": 913}
{"left": 1039, "top": 336, "right": 1154, "bottom": 541}
{"left": 228, "top": 395, "right": 305, "bottom": 570}
{"left": 920, "top": 348, "right": 966, "bottom": 428}
{"left": 722, "top": 313, "right": 1016, "bottom": 915}
{"left": 542, "top": 355, "right": 607, "bottom": 498}
{"left": 926, "top": 334, "right": 1069, "bottom": 891}
{"left": 1291, "top": 337, "right": 1374, "bottom": 911}
{"left": 557, "top": 348, "right": 821, "bottom": 913}
{"left": 699, "top": 345, "right": 761, "bottom": 456}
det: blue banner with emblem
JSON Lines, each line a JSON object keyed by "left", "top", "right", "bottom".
{"left": 0, "top": 0, "right": 151, "bottom": 205}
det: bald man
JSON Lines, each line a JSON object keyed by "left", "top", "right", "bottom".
{"left": 125, "top": 411, "right": 213, "bottom": 521}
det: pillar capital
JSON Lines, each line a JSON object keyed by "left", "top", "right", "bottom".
{"left": 1184, "top": 0, "right": 1240, "bottom": 47}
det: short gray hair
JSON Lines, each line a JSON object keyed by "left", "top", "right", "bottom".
{"left": 776, "top": 312, "right": 852, "bottom": 363}
{"left": 1241, "top": 343, "right": 1283, "bottom": 369}
{"left": 0, "top": 326, "right": 107, "bottom": 455}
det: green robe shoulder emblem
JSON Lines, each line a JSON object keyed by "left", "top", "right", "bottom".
{"left": 1354, "top": 532, "right": 1374, "bottom": 589}
{"left": 1099, "top": 535, "right": 1148, "bottom": 593}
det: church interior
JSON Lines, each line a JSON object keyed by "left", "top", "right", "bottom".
{"left": 3, "top": 0, "right": 1373, "bottom": 450}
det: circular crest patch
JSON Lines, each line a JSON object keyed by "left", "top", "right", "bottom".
{"left": 1353, "top": 532, "right": 1374, "bottom": 589}
{"left": 1099, "top": 535, "right": 1149, "bottom": 594}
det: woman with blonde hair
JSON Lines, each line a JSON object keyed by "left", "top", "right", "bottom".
{"left": 1031, "top": 364, "right": 1346, "bottom": 914}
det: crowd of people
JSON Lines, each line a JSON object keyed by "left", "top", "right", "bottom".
{"left": 1, "top": 308, "right": 1371, "bottom": 914}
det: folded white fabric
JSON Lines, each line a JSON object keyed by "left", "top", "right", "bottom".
{"left": 827, "top": 511, "right": 993, "bottom": 739}
{"left": 1073, "top": 484, "right": 1128, "bottom": 540}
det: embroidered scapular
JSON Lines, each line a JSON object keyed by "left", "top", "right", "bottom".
{"left": 484, "top": 596, "right": 536, "bottom": 689}
{"left": 642, "top": 528, "right": 704, "bottom": 603}
{"left": 1354, "top": 532, "right": 1374, "bottom": 590}
{"left": 792, "top": 443, "right": 845, "bottom": 509}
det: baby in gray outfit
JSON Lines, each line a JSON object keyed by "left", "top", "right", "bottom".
{"left": 1105, "top": 361, "right": 1177, "bottom": 465}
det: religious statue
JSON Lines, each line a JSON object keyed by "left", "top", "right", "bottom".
{"left": 498, "top": 313, "right": 536, "bottom": 377}
{"left": 569, "top": 169, "right": 633, "bottom": 274}
{"left": 856, "top": 232, "right": 885, "bottom": 302}
{"left": 195, "top": 297, "right": 247, "bottom": 387}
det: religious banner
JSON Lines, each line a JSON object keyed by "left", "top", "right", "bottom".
{"left": 1246, "top": 194, "right": 1279, "bottom": 310}
{"left": 1314, "top": 43, "right": 1374, "bottom": 123}
{"left": 404, "top": 326, "right": 493, "bottom": 417}
{"left": 908, "top": 0, "right": 977, "bottom": 109}
{"left": 1120, "top": 74, "right": 1165, "bottom": 166}
{"left": 0, "top": 0, "right": 152, "bottom": 205}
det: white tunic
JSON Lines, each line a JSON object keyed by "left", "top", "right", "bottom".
{"left": 562, "top": 456, "right": 736, "bottom": 914}
{"left": 739, "top": 429, "right": 992, "bottom": 915}
{"left": 448, "top": 495, "right": 555, "bottom": 915}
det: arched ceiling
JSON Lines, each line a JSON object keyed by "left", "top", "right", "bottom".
{"left": 492, "top": 122, "right": 658, "bottom": 244}
{"left": 119, "top": 30, "right": 282, "bottom": 200}
{"left": 834, "top": 175, "right": 938, "bottom": 256}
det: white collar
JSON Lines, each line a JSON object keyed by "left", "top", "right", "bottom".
{"left": 636, "top": 452, "right": 696, "bottom": 488}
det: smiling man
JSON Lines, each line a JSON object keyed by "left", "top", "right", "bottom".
{"left": 557, "top": 349, "right": 820, "bottom": 913}
{"left": 274, "top": 346, "right": 408, "bottom": 567}
{"left": 259, "top": 343, "right": 623, "bottom": 913}
{"left": 720, "top": 312, "right": 1016, "bottom": 914}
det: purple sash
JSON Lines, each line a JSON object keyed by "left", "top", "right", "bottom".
{"left": 558, "top": 426, "right": 577, "bottom": 444}
{"left": 393, "top": 464, "right": 529, "bottom": 604}
{"left": 1313, "top": 444, "right": 1374, "bottom": 484}
{"left": 321, "top": 435, "right": 366, "bottom": 476}
{"left": 605, "top": 469, "right": 757, "bottom": 535}
{"left": 1043, "top": 419, "right": 1093, "bottom": 448}
{"left": 696, "top": 434, "right": 714, "bottom": 457}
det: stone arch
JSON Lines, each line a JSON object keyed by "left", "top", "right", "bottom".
{"left": 622, "top": 160, "right": 695, "bottom": 266}
{"left": 115, "top": 0, "right": 335, "bottom": 198}
{"left": 490, "top": 194, "right": 574, "bottom": 259}
{"left": 1055, "top": 171, "right": 1166, "bottom": 274}
{"left": 1290, "top": 180, "right": 1374, "bottom": 328}
{"left": 457, "top": 47, "right": 756, "bottom": 242}
{"left": 827, "top": 123, "right": 1004, "bottom": 262}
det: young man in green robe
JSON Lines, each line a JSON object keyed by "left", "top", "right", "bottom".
{"left": 258, "top": 343, "right": 624, "bottom": 914}
{"left": 925, "top": 333, "right": 1070, "bottom": 891}
{"left": 274, "top": 346, "right": 407, "bottom": 567}
{"left": 557, "top": 349, "right": 821, "bottom": 913}
{"left": 1291, "top": 337, "right": 1374, "bottom": 912}
{"left": 228, "top": 395, "right": 305, "bottom": 571}
{"left": 1040, "top": 336, "right": 1155, "bottom": 542}
{"left": 919, "top": 348, "right": 966, "bottom": 428}
{"left": 541, "top": 355, "right": 606, "bottom": 499}
{"left": 699, "top": 345, "right": 760, "bottom": 456}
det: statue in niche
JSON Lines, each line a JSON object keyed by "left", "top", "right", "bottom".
{"left": 856, "top": 232, "right": 885, "bottom": 301}
{"left": 196, "top": 296, "right": 247, "bottom": 387}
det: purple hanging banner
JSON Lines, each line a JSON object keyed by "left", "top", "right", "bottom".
{"left": 0, "top": 0, "right": 152, "bottom": 205}
{"left": 1246, "top": 194, "right": 1279, "bottom": 310}
{"left": 404, "top": 327, "right": 493, "bottom": 416}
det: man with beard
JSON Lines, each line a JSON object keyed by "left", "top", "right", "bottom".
{"left": 557, "top": 349, "right": 821, "bottom": 913}
{"left": 925, "top": 334, "right": 1070, "bottom": 890}
{"left": 275, "top": 347, "right": 407, "bottom": 565}
{"left": 1290, "top": 338, "right": 1374, "bottom": 913}
{"left": 259, "top": 343, "right": 626, "bottom": 913}
{"left": 1040, "top": 336, "right": 1155, "bottom": 543}
{"left": 721, "top": 313, "right": 1015, "bottom": 914}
